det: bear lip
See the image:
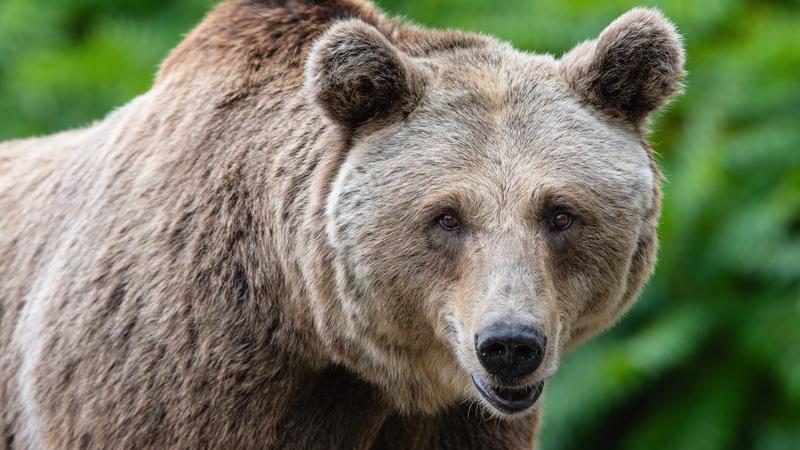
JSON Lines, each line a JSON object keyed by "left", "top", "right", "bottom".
{"left": 471, "top": 374, "right": 544, "bottom": 414}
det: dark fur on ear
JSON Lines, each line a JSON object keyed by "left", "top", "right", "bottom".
{"left": 306, "top": 19, "right": 427, "bottom": 129}
{"left": 560, "top": 8, "right": 685, "bottom": 129}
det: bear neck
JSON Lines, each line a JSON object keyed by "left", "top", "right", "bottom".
{"left": 257, "top": 364, "right": 392, "bottom": 447}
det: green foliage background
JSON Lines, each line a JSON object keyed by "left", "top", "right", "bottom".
{"left": 1, "top": 1, "right": 798, "bottom": 448}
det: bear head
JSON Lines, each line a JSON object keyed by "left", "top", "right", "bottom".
{"left": 304, "top": 8, "right": 684, "bottom": 417}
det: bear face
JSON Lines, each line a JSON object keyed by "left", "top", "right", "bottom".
{"left": 306, "top": 9, "right": 684, "bottom": 417}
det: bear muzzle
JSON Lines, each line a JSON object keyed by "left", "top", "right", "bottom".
{"left": 471, "top": 322, "right": 548, "bottom": 414}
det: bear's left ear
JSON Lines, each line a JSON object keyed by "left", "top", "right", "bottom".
{"left": 560, "top": 8, "right": 685, "bottom": 129}
{"left": 306, "top": 19, "right": 427, "bottom": 131}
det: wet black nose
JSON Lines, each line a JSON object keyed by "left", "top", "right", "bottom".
{"left": 475, "top": 323, "right": 546, "bottom": 381}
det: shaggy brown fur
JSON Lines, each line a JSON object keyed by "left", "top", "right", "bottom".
{"left": 0, "top": 1, "right": 684, "bottom": 448}
{"left": 560, "top": 8, "right": 685, "bottom": 130}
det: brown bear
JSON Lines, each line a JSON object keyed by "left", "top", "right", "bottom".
{"left": 0, "top": 0, "right": 685, "bottom": 448}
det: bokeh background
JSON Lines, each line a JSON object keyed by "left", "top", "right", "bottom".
{"left": 1, "top": 0, "right": 798, "bottom": 448}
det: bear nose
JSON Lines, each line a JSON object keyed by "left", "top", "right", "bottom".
{"left": 475, "top": 323, "right": 546, "bottom": 382}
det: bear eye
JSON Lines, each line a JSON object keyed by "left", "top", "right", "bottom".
{"left": 550, "top": 212, "right": 573, "bottom": 231}
{"left": 438, "top": 213, "right": 461, "bottom": 231}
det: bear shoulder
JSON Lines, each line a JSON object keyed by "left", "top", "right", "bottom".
{"left": 157, "top": 0, "right": 490, "bottom": 83}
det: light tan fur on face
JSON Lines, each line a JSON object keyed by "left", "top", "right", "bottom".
{"left": 1, "top": 1, "right": 683, "bottom": 448}
{"left": 316, "top": 37, "right": 672, "bottom": 415}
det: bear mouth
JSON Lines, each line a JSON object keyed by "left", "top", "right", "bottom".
{"left": 471, "top": 374, "right": 544, "bottom": 414}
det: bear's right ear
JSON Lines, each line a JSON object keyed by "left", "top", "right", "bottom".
{"left": 306, "top": 20, "right": 427, "bottom": 130}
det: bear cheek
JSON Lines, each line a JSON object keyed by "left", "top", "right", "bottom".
{"left": 422, "top": 247, "right": 480, "bottom": 353}
{"left": 545, "top": 228, "right": 602, "bottom": 295}
{"left": 347, "top": 222, "right": 436, "bottom": 323}
{"left": 556, "top": 230, "right": 645, "bottom": 347}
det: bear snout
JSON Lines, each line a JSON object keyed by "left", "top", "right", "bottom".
{"left": 474, "top": 322, "right": 546, "bottom": 383}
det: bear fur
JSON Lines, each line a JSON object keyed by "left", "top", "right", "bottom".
{"left": 0, "top": 1, "right": 684, "bottom": 448}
